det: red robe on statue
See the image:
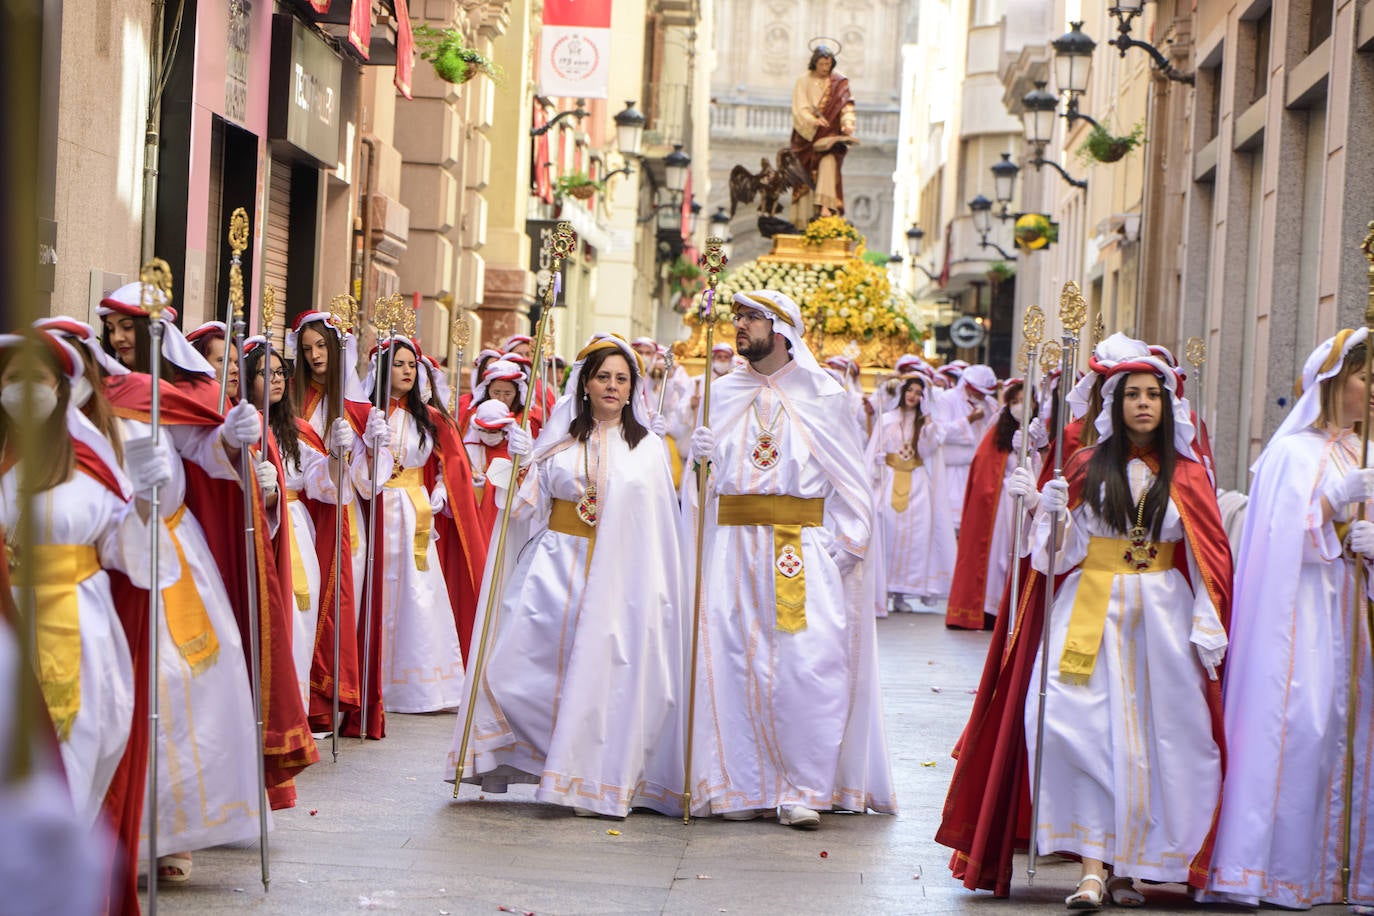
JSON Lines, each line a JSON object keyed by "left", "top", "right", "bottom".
{"left": 945, "top": 425, "right": 1011, "bottom": 629}
{"left": 936, "top": 444, "right": 1232, "bottom": 896}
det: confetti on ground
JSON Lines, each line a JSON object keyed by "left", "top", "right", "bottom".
{"left": 358, "top": 890, "right": 399, "bottom": 910}
{"left": 966, "top": 688, "right": 978, "bottom": 694}
{"left": 309, "top": 809, "right": 319, "bottom": 816}
{"left": 930, "top": 686, "right": 942, "bottom": 693}
{"left": 606, "top": 828, "right": 621, "bottom": 836}
{"left": 297, "top": 878, "right": 309, "bottom": 884}
{"left": 695, "top": 874, "right": 712, "bottom": 880}
{"left": 819, "top": 850, "right": 829, "bottom": 858}
{"left": 497, "top": 907, "right": 535, "bottom": 916}
{"left": 440, "top": 910, "right": 450, "bottom": 915}
{"left": 920, "top": 761, "right": 938, "bottom": 767}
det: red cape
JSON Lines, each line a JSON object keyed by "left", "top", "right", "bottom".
{"left": 340, "top": 404, "right": 488, "bottom": 738}
{"left": 946, "top": 425, "right": 1010, "bottom": 629}
{"left": 176, "top": 384, "right": 317, "bottom": 808}
{"left": 295, "top": 410, "right": 364, "bottom": 728}
{"left": 937, "top": 444, "right": 1232, "bottom": 895}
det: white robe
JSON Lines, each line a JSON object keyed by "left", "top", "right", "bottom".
{"left": 1025, "top": 458, "right": 1226, "bottom": 882}
{"left": 932, "top": 388, "right": 997, "bottom": 524}
{"left": 1207, "top": 428, "right": 1374, "bottom": 907}
{"left": 356, "top": 405, "right": 463, "bottom": 713}
{"left": 302, "top": 394, "right": 370, "bottom": 631}
{"left": 684, "top": 359, "right": 894, "bottom": 815}
{"left": 447, "top": 423, "right": 688, "bottom": 816}
{"left": 0, "top": 467, "right": 159, "bottom": 824}
{"left": 119, "top": 418, "right": 263, "bottom": 856}
{"left": 864, "top": 409, "right": 956, "bottom": 600}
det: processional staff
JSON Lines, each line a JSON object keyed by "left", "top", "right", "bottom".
{"left": 453, "top": 221, "right": 578, "bottom": 795}
{"left": 140, "top": 258, "right": 174, "bottom": 916}
{"left": 359, "top": 293, "right": 408, "bottom": 741}
{"left": 1004, "top": 305, "right": 1044, "bottom": 639}
{"left": 682, "top": 237, "right": 728, "bottom": 824}
{"left": 1027, "top": 281, "right": 1088, "bottom": 883}
{"left": 226, "top": 207, "right": 271, "bottom": 892}
{"left": 327, "top": 294, "right": 358, "bottom": 763}
{"left": 449, "top": 312, "right": 471, "bottom": 415}
{"left": 1185, "top": 336, "right": 1206, "bottom": 429}
{"left": 258, "top": 285, "right": 276, "bottom": 447}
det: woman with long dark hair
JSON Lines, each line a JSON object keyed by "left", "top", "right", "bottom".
{"left": 447, "top": 334, "right": 687, "bottom": 818}
{"left": 864, "top": 374, "right": 955, "bottom": 610}
{"left": 348, "top": 337, "right": 486, "bottom": 737}
{"left": 1207, "top": 329, "right": 1374, "bottom": 909}
{"left": 1026, "top": 358, "right": 1231, "bottom": 908}
{"left": 945, "top": 380, "right": 1045, "bottom": 630}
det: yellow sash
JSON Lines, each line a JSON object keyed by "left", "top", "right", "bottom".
{"left": 165, "top": 505, "right": 220, "bottom": 675}
{"left": 716, "top": 494, "right": 825, "bottom": 634}
{"left": 384, "top": 466, "right": 432, "bottom": 571}
{"left": 1060, "top": 536, "right": 1177, "bottom": 684}
{"left": 28, "top": 544, "right": 100, "bottom": 742}
{"left": 282, "top": 490, "right": 312, "bottom": 610}
{"left": 666, "top": 435, "right": 684, "bottom": 489}
{"left": 885, "top": 453, "right": 921, "bottom": 513}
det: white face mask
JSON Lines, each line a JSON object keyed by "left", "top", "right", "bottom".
{"left": 71, "top": 375, "right": 94, "bottom": 409}
{"left": 476, "top": 428, "right": 506, "bottom": 447}
{"left": 1, "top": 382, "right": 59, "bottom": 422}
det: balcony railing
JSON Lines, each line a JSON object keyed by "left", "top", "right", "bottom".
{"left": 709, "top": 99, "right": 901, "bottom": 142}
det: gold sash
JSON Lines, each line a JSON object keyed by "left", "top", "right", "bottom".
{"left": 717, "top": 494, "right": 825, "bottom": 634}
{"left": 165, "top": 504, "right": 220, "bottom": 675}
{"left": 665, "top": 435, "right": 684, "bottom": 489}
{"left": 885, "top": 453, "right": 921, "bottom": 513}
{"left": 384, "top": 466, "right": 432, "bottom": 571}
{"left": 282, "top": 490, "right": 312, "bottom": 610}
{"left": 549, "top": 498, "right": 595, "bottom": 539}
{"left": 29, "top": 544, "right": 101, "bottom": 742}
{"left": 1060, "top": 536, "right": 1177, "bottom": 684}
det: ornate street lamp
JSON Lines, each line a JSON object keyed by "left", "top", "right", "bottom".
{"left": 991, "top": 153, "right": 1020, "bottom": 219}
{"left": 968, "top": 194, "right": 1016, "bottom": 260}
{"left": 664, "top": 144, "right": 691, "bottom": 194}
{"left": 1107, "top": 0, "right": 1194, "bottom": 83}
{"left": 614, "top": 101, "right": 646, "bottom": 157}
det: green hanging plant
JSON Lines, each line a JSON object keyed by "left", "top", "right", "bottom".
{"left": 413, "top": 24, "right": 504, "bottom": 85}
{"left": 1076, "top": 122, "right": 1145, "bottom": 165}
{"left": 554, "top": 171, "right": 602, "bottom": 201}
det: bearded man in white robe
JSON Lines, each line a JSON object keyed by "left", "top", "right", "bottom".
{"left": 685, "top": 289, "right": 895, "bottom": 829}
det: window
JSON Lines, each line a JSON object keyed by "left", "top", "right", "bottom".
{"left": 1252, "top": 9, "right": 1271, "bottom": 105}
{"left": 1309, "top": 0, "right": 1333, "bottom": 52}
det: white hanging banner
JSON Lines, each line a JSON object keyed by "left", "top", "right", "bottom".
{"left": 539, "top": 0, "right": 612, "bottom": 99}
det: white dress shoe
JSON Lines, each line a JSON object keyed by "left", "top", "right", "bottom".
{"left": 778, "top": 805, "right": 820, "bottom": 829}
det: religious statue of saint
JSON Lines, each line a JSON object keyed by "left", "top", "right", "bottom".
{"left": 790, "top": 43, "right": 857, "bottom": 223}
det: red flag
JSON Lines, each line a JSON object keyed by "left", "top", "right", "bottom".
{"left": 533, "top": 107, "right": 553, "bottom": 204}
{"left": 348, "top": 0, "right": 371, "bottom": 59}
{"left": 938, "top": 219, "right": 953, "bottom": 287}
{"left": 393, "top": 0, "right": 414, "bottom": 99}
{"left": 680, "top": 170, "right": 693, "bottom": 240}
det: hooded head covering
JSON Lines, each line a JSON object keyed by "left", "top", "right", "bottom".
{"left": 286, "top": 310, "right": 367, "bottom": 402}
{"left": 420, "top": 353, "right": 449, "bottom": 406}
{"left": 472, "top": 359, "right": 529, "bottom": 405}
{"left": 1094, "top": 357, "right": 1197, "bottom": 459}
{"left": 33, "top": 317, "right": 129, "bottom": 377}
{"left": 97, "top": 281, "right": 215, "bottom": 377}
{"left": 1065, "top": 332, "right": 1152, "bottom": 420}
{"left": 470, "top": 348, "right": 503, "bottom": 391}
{"left": 959, "top": 364, "right": 997, "bottom": 397}
{"left": 463, "top": 398, "right": 513, "bottom": 445}
{"left": 533, "top": 333, "right": 652, "bottom": 460}
{"left": 503, "top": 334, "right": 533, "bottom": 354}
{"left": 363, "top": 336, "right": 423, "bottom": 401}
{"left": 1263, "top": 327, "right": 1369, "bottom": 452}
{"left": 730, "top": 289, "right": 824, "bottom": 379}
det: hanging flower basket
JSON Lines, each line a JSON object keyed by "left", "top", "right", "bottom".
{"left": 554, "top": 171, "right": 602, "bottom": 201}
{"left": 1077, "top": 122, "right": 1145, "bottom": 165}
{"left": 413, "top": 24, "right": 504, "bottom": 86}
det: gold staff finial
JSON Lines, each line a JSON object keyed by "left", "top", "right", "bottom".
{"left": 1017, "top": 342, "right": 1031, "bottom": 374}
{"left": 1091, "top": 311, "right": 1105, "bottom": 346}
{"left": 1185, "top": 336, "right": 1206, "bottom": 370}
{"left": 451, "top": 311, "right": 470, "bottom": 351}
{"left": 1039, "top": 340, "right": 1062, "bottom": 376}
{"left": 330, "top": 294, "right": 359, "bottom": 334}
{"left": 1058, "top": 280, "right": 1088, "bottom": 334}
{"left": 139, "top": 258, "right": 174, "bottom": 322}
{"left": 263, "top": 284, "right": 277, "bottom": 333}
{"left": 228, "top": 207, "right": 250, "bottom": 321}
{"left": 1362, "top": 221, "right": 1374, "bottom": 326}
{"left": 1023, "top": 303, "right": 1045, "bottom": 349}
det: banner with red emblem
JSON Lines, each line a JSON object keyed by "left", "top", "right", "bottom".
{"left": 538, "top": 0, "right": 612, "bottom": 99}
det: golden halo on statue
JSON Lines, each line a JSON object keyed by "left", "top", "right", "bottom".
{"left": 807, "top": 36, "right": 843, "bottom": 56}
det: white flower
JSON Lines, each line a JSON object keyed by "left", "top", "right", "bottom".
{"left": 839, "top": 308, "right": 851, "bottom": 318}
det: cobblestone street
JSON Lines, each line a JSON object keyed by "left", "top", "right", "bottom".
{"left": 165, "top": 609, "right": 1231, "bottom": 915}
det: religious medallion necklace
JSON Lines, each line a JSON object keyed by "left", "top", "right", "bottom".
{"left": 577, "top": 427, "right": 602, "bottom": 526}
{"left": 898, "top": 412, "right": 916, "bottom": 462}
{"left": 1123, "top": 484, "right": 1159, "bottom": 570}
{"left": 750, "top": 395, "right": 782, "bottom": 470}
{"left": 389, "top": 407, "right": 407, "bottom": 480}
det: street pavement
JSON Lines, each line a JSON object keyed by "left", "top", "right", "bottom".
{"left": 162, "top": 607, "right": 1236, "bottom": 915}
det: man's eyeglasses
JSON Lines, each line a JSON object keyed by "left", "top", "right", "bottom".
{"left": 731, "top": 308, "right": 770, "bottom": 325}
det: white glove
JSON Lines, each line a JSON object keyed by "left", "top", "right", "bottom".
{"left": 1039, "top": 478, "right": 1069, "bottom": 517}
{"left": 1026, "top": 417, "right": 1049, "bottom": 449}
{"left": 1330, "top": 467, "right": 1374, "bottom": 507}
{"left": 428, "top": 489, "right": 445, "bottom": 516}
{"left": 505, "top": 424, "right": 533, "bottom": 458}
{"left": 125, "top": 437, "right": 172, "bottom": 496}
{"left": 221, "top": 401, "right": 262, "bottom": 449}
{"left": 328, "top": 418, "right": 353, "bottom": 454}
{"left": 1349, "top": 519, "right": 1374, "bottom": 559}
{"left": 691, "top": 426, "right": 716, "bottom": 461}
{"left": 363, "top": 408, "right": 391, "bottom": 449}
{"left": 1195, "top": 643, "right": 1225, "bottom": 682}
{"left": 255, "top": 460, "right": 278, "bottom": 497}
{"left": 1005, "top": 466, "right": 1039, "bottom": 510}
{"left": 651, "top": 414, "right": 668, "bottom": 436}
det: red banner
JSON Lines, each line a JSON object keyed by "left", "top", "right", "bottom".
{"left": 349, "top": 0, "right": 371, "bottom": 60}
{"left": 393, "top": 0, "right": 414, "bottom": 99}
{"left": 543, "top": 0, "right": 612, "bottom": 26}
{"left": 539, "top": 0, "right": 612, "bottom": 98}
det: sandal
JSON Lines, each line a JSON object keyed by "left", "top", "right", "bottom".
{"left": 1107, "top": 876, "right": 1144, "bottom": 907}
{"left": 1066, "top": 874, "right": 1105, "bottom": 910}
{"left": 157, "top": 853, "right": 192, "bottom": 883}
